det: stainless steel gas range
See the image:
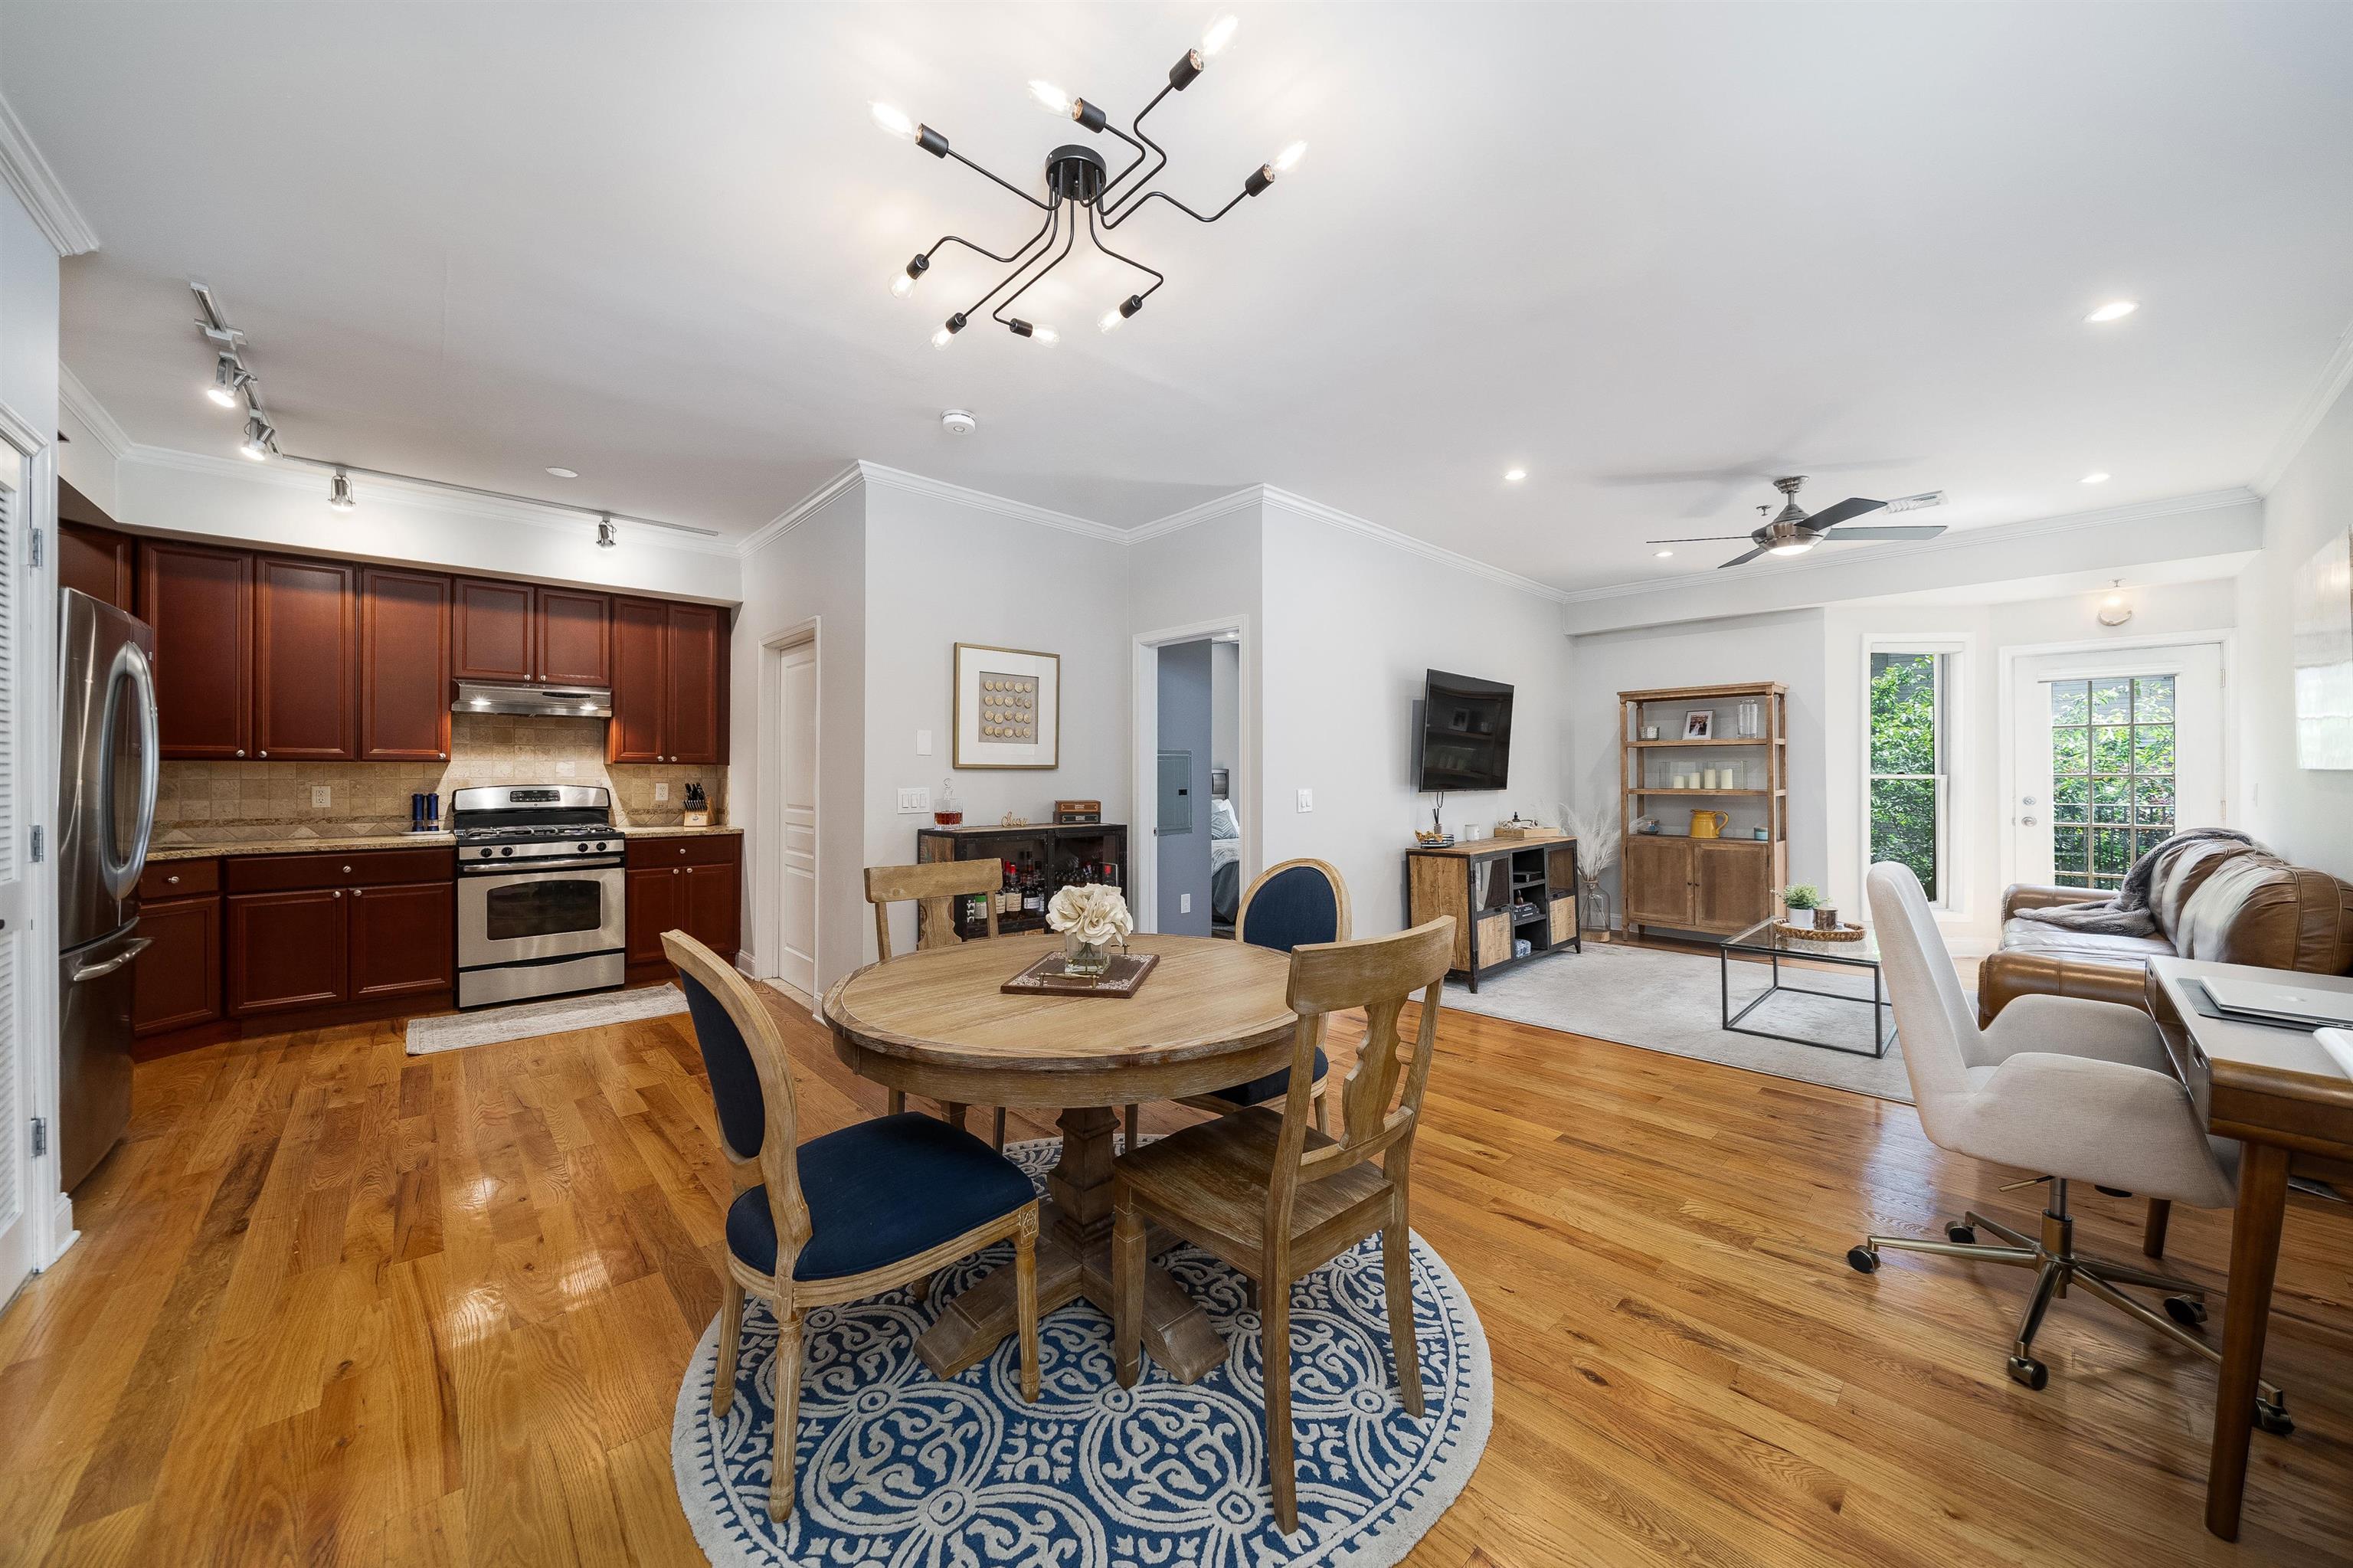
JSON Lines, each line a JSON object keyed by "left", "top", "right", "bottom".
{"left": 452, "top": 784, "right": 626, "bottom": 1008}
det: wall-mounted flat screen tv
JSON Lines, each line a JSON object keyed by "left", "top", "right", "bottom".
{"left": 1417, "top": 669, "right": 1514, "bottom": 792}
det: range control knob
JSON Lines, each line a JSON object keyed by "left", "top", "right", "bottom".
{"left": 594, "top": 841, "right": 608, "bottom": 852}
{"left": 578, "top": 843, "right": 591, "bottom": 853}
{"left": 500, "top": 845, "right": 515, "bottom": 857}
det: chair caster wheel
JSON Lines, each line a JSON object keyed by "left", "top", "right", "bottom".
{"left": 2256, "top": 1398, "right": 2295, "bottom": 1437}
{"left": 2008, "top": 1356, "right": 2049, "bottom": 1390}
{"left": 1945, "top": 1223, "right": 1977, "bottom": 1245}
{"left": 2164, "top": 1295, "right": 2207, "bottom": 1328}
{"left": 1846, "top": 1247, "right": 1879, "bottom": 1274}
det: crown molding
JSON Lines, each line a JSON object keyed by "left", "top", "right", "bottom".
{"left": 57, "top": 365, "right": 129, "bottom": 457}
{"left": 856, "top": 460, "right": 1128, "bottom": 544}
{"left": 1123, "top": 486, "right": 1263, "bottom": 543}
{"left": 1556, "top": 486, "right": 2263, "bottom": 605}
{"left": 2253, "top": 317, "right": 2353, "bottom": 496}
{"left": 1257, "top": 486, "right": 1573, "bottom": 603}
{"left": 0, "top": 91, "right": 97, "bottom": 255}
{"left": 737, "top": 462, "right": 866, "bottom": 557}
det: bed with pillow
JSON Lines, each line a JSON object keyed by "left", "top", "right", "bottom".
{"left": 1210, "top": 796, "right": 1242, "bottom": 928}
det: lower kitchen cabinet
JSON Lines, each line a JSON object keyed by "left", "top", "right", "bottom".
{"left": 625, "top": 833, "right": 742, "bottom": 975}
{"left": 684, "top": 859, "right": 741, "bottom": 958}
{"left": 350, "top": 880, "right": 457, "bottom": 1001}
{"left": 626, "top": 865, "right": 682, "bottom": 967}
{"left": 133, "top": 895, "right": 221, "bottom": 1038}
{"left": 228, "top": 888, "right": 351, "bottom": 1017}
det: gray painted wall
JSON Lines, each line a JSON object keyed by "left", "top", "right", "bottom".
{"left": 1157, "top": 639, "right": 1213, "bottom": 934}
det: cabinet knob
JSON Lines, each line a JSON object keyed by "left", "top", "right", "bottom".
{"left": 342, "top": 865, "right": 353, "bottom": 873}
{"left": 439, "top": 752, "right": 447, "bottom": 760}
{"left": 259, "top": 750, "right": 268, "bottom": 759}
{"left": 673, "top": 867, "right": 682, "bottom": 876}
{"left": 234, "top": 749, "right": 245, "bottom": 758}
{"left": 166, "top": 874, "right": 180, "bottom": 885}
{"left": 352, "top": 887, "right": 363, "bottom": 898}
{"left": 332, "top": 890, "right": 342, "bottom": 899}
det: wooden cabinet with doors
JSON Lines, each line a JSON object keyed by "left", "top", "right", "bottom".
{"left": 1620, "top": 835, "right": 1779, "bottom": 936}
{"left": 59, "top": 522, "right": 136, "bottom": 611}
{"left": 253, "top": 555, "right": 358, "bottom": 761}
{"left": 225, "top": 847, "right": 455, "bottom": 1019}
{"left": 226, "top": 887, "right": 351, "bottom": 1017}
{"left": 359, "top": 567, "right": 452, "bottom": 761}
{"left": 454, "top": 580, "right": 610, "bottom": 686}
{"left": 1618, "top": 683, "right": 1791, "bottom": 938}
{"left": 349, "top": 880, "right": 458, "bottom": 1002}
{"left": 139, "top": 539, "right": 254, "bottom": 759}
{"left": 608, "top": 597, "right": 727, "bottom": 764}
{"left": 625, "top": 833, "right": 741, "bottom": 976}
{"left": 132, "top": 859, "right": 221, "bottom": 1042}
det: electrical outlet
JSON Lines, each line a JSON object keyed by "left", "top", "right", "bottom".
{"left": 916, "top": 728, "right": 933, "bottom": 755}
{"left": 1180, "top": 892, "right": 1192, "bottom": 914}
{"left": 310, "top": 785, "right": 332, "bottom": 808}
{"left": 655, "top": 782, "right": 670, "bottom": 802}
{"left": 555, "top": 759, "right": 578, "bottom": 777}
{"left": 897, "top": 786, "right": 931, "bottom": 814}
{"left": 1295, "top": 788, "right": 1314, "bottom": 813}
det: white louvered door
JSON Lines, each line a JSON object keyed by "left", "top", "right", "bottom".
{"left": 0, "top": 455, "right": 29, "bottom": 1304}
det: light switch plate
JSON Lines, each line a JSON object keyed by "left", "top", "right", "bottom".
{"left": 1295, "top": 788, "right": 1314, "bottom": 813}
{"left": 916, "top": 728, "right": 933, "bottom": 755}
{"left": 897, "top": 786, "right": 931, "bottom": 814}
{"left": 310, "top": 785, "right": 332, "bottom": 808}
{"left": 1180, "top": 892, "right": 1192, "bottom": 914}
{"left": 655, "top": 782, "right": 670, "bottom": 802}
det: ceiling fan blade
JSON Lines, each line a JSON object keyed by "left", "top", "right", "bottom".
{"left": 1826, "top": 525, "right": 1948, "bottom": 542}
{"left": 1806, "top": 496, "right": 1888, "bottom": 530}
{"left": 1644, "top": 535, "right": 1752, "bottom": 544}
{"left": 1717, "top": 546, "right": 1768, "bottom": 569}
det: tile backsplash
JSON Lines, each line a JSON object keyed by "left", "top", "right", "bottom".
{"left": 151, "top": 714, "right": 726, "bottom": 846}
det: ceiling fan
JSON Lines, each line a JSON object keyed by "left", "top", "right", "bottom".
{"left": 1649, "top": 476, "right": 1948, "bottom": 568}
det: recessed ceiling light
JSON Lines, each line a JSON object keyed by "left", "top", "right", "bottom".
{"left": 2082, "top": 471, "right": 2111, "bottom": 484}
{"left": 545, "top": 466, "right": 579, "bottom": 479}
{"left": 2083, "top": 300, "right": 2137, "bottom": 324}
{"left": 1654, "top": 548, "right": 1674, "bottom": 559}
{"left": 1503, "top": 467, "right": 1527, "bottom": 483}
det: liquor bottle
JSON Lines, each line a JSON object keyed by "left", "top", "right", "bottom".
{"left": 999, "top": 859, "right": 1018, "bottom": 916}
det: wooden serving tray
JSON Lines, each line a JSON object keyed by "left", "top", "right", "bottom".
{"left": 1002, "top": 950, "right": 1160, "bottom": 998}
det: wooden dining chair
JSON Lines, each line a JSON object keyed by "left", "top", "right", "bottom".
{"left": 866, "top": 859, "right": 1010, "bottom": 1149}
{"left": 664, "top": 931, "right": 1041, "bottom": 1521}
{"left": 1111, "top": 914, "right": 1454, "bottom": 1534}
{"left": 1122, "top": 859, "right": 1349, "bottom": 1147}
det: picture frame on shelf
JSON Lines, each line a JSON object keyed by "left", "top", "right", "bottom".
{"left": 953, "top": 642, "right": 1062, "bottom": 770}
{"left": 1683, "top": 709, "right": 1714, "bottom": 741}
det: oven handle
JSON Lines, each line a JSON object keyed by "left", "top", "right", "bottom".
{"left": 457, "top": 859, "right": 627, "bottom": 881}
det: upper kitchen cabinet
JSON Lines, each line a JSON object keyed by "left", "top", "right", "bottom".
{"left": 139, "top": 540, "right": 253, "bottom": 760}
{"left": 608, "top": 596, "right": 728, "bottom": 764}
{"left": 57, "top": 481, "right": 135, "bottom": 611}
{"left": 453, "top": 579, "right": 610, "bottom": 685}
{"left": 253, "top": 556, "right": 358, "bottom": 761}
{"left": 359, "top": 568, "right": 451, "bottom": 761}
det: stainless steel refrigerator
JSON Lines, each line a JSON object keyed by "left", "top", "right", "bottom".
{"left": 56, "top": 588, "right": 159, "bottom": 1190}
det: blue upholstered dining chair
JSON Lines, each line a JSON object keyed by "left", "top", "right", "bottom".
{"left": 662, "top": 931, "right": 1041, "bottom": 1521}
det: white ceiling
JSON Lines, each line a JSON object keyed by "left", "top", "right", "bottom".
{"left": 8, "top": 2, "right": 2353, "bottom": 591}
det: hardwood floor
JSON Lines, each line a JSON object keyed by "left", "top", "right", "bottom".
{"left": 5, "top": 984, "right": 2348, "bottom": 1566}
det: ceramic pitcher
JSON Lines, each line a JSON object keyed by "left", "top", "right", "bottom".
{"left": 1688, "top": 809, "right": 1728, "bottom": 839}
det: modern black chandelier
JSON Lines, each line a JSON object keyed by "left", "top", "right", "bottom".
{"left": 871, "top": 12, "right": 1304, "bottom": 348}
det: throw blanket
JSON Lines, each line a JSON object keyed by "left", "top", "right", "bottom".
{"left": 2014, "top": 827, "right": 2257, "bottom": 935}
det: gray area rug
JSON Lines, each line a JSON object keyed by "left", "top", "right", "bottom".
{"left": 1443, "top": 941, "right": 1921, "bottom": 1102}
{"left": 404, "top": 983, "right": 686, "bottom": 1056}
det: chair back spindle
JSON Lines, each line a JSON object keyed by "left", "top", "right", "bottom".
{"left": 866, "top": 859, "right": 1002, "bottom": 961}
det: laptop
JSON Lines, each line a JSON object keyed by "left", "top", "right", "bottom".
{"left": 2202, "top": 976, "right": 2353, "bottom": 1028}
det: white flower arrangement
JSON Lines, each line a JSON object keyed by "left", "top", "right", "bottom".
{"left": 1046, "top": 882, "right": 1133, "bottom": 948}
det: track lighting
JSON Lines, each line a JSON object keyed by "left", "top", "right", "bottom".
{"left": 206, "top": 352, "right": 248, "bottom": 408}
{"left": 240, "top": 416, "right": 277, "bottom": 460}
{"left": 597, "top": 516, "right": 617, "bottom": 549}
{"left": 880, "top": 15, "right": 1298, "bottom": 349}
{"left": 328, "top": 469, "right": 355, "bottom": 511}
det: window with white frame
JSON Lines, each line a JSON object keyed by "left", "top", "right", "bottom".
{"left": 1867, "top": 648, "right": 1952, "bottom": 904}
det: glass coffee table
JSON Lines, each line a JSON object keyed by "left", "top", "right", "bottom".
{"left": 1720, "top": 918, "right": 1895, "bottom": 1059}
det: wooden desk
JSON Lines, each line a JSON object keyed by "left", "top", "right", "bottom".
{"left": 2145, "top": 957, "right": 2353, "bottom": 1540}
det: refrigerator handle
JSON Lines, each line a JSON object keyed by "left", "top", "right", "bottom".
{"left": 72, "top": 935, "right": 152, "bottom": 983}
{"left": 99, "top": 640, "right": 162, "bottom": 901}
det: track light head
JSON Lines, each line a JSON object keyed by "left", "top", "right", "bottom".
{"left": 328, "top": 469, "right": 355, "bottom": 511}
{"left": 239, "top": 416, "right": 277, "bottom": 460}
{"left": 207, "top": 352, "right": 248, "bottom": 408}
{"left": 597, "top": 516, "right": 617, "bottom": 549}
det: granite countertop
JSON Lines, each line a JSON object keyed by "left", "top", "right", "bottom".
{"left": 146, "top": 823, "right": 738, "bottom": 862}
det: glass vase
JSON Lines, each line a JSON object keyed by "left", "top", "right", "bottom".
{"left": 1063, "top": 931, "right": 1116, "bottom": 980}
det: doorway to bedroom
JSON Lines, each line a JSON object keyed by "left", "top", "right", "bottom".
{"left": 1154, "top": 634, "right": 1243, "bottom": 935}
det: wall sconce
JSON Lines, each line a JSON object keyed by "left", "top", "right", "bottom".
{"left": 2097, "top": 580, "right": 2134, "bottom": 627}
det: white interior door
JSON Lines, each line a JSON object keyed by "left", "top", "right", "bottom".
{"left": 775, "top": 639, "right": 818, "bottom": 997}
{"left": 2012, "top": 643, "right": 2223, "bottom": 890}
{"left": 0, "top": 458, "right": 32, "bottom": 1302}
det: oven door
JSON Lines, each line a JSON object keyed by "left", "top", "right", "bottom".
{"left": 457, "top": 864, "right": 626, "bottom": 968}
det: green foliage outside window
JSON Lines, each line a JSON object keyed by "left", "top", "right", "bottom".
{"left": 1868, "top": 653, "right": 1940, "bottom": 901}
{"left": 2047, "top": 675, "right": 2175, "bottom": 889}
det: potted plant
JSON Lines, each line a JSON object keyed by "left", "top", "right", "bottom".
{"left": 1783, "top": 883, "right": 1832, "bottom": 929}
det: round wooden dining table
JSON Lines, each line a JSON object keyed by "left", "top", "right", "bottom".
{"left": 823, "top": 931, "right": 1298, "bottom": 1383}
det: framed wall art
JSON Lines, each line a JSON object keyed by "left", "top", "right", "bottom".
{"left": 954, "top": 643, "right": 1062, "bottom": 769}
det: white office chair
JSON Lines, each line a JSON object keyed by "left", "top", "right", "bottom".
{"left": 1850, "top": 863, "right": 2292, "bottom": 1428}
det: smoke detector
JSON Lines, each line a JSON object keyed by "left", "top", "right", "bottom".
{"left": 941, "top": 408, "right": 977, "bottom": 435}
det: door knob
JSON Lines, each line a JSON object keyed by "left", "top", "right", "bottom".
{"left": 2021, "top": 816, "right": 2038, "bottom": 827}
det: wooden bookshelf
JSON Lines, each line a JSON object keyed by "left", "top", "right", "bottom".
{"left": 1618, "top": 683, "right": 1788, "bottom": 938}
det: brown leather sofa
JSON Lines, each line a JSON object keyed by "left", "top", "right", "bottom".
{"left": 1979, "top": 838, "right": 2353, "bottom": 1024}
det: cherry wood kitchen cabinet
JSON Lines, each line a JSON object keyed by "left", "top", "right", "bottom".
{"left": 683, "top": 856, "right": 741, "bottom": 958}
{"left": 625, "top": 863, "right": 682, "bottom": 967}
{"left": 455, "top": 579, "right": 610, "bottom": 685}
{"left": 227, "top": 887, "right": 351, "bottom": 1017}
{"left": 133, "top": 860, "right": 222, "bottom": 1043}
{"left": 139, "top": 539, "right": 254, "bottom": 760}
{"left": 359, "top": 568, "right": 452, "bottom": 761}
{"left": 625, "top": 833, "right": 741, "bottom": 974}
{"left": 59, "top": 521, "right": 136, "bottom": 611}
{"left": 349, "top": 880, "right": 456, "bottom": 1002}
{"left": 535, "top": 588, "right": 611, "bottom": 686}
{"left": 609, "top": 597, "right": 728, "bottom": 764}
{"left": 452, "top": 578, "right": 533, "bottom": 682}
{"left": 253, "top": 555, "right": 358, "bottom": 761}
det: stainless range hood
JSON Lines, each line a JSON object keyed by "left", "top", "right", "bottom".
{"left": 453, "top": 679, "right": 614, "bottom": 718}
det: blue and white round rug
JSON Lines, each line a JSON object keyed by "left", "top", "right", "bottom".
{"left": 671, "top": 1136, "right": 1491, "bottom": 1567}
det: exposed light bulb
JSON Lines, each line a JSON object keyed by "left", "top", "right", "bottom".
{"left": 870, "top": 101, "right": 918, "bottom": 141}
{"left": 239, "top": 417, "right": 273, "bottom": 460}
{"left": 2084, "top": 300, "right": 2137, "bottom": 323}
{"left": 1200, "top": 14, "right": 1239, "bottom": 57}
{"left": 327, "top": 469, "right": 355, "bottom": 511}
{"left": 1766, "top": 539, "right": 1815, "bottom": 557}
{"left": 1032, "top": 325, "right": 1060, "bottom": 346}
{"left": 1099, "top": 307, "right": 1124, "bottom": 334}
{"left": 2081, "top": 471, "right": 2110, "bottom": 484}
{"left": 206, "top": 353, "right": 244, "bottom": 408}
{"left": 892, "top": 271, "right": 916, "bottom": 298}
{"left": 932, "top": 326, "right": 954, "bottom": 349}
{"left": 1028, "top": 80, "right": 1072, "bottom": 117}
{"left": 1272, "top": 139, "right": 1307, "bottom": 173}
